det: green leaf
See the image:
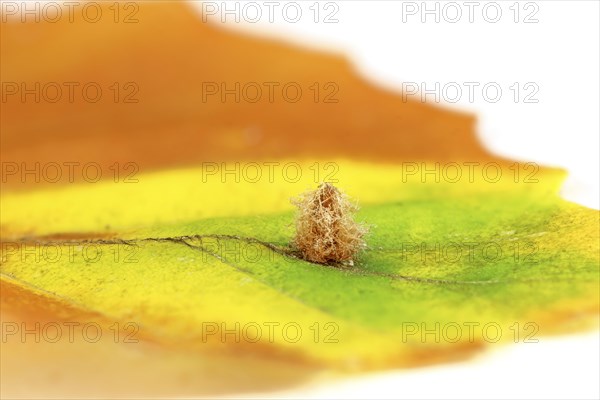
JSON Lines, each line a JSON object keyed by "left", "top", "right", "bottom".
{"left": 2, "top": 162, "right": 598, "bottom": 370}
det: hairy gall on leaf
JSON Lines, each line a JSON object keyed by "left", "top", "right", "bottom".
{"left": 292, "top": 183, "right": 369, "bottom": 265}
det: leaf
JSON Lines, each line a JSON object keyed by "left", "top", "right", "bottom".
{"left": 1, "top": 2, "right": 487, "bottom": 190}
{"left": 2, "top": 161, "right": 598, "bottom": 372}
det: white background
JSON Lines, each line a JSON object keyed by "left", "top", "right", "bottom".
{"left": 195, "top": 1, "right": 600, "bottom": 399}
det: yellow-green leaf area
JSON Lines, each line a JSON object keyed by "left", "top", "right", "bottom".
{"left": 1, "top": 162, "right": 597, "bottom": 369}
